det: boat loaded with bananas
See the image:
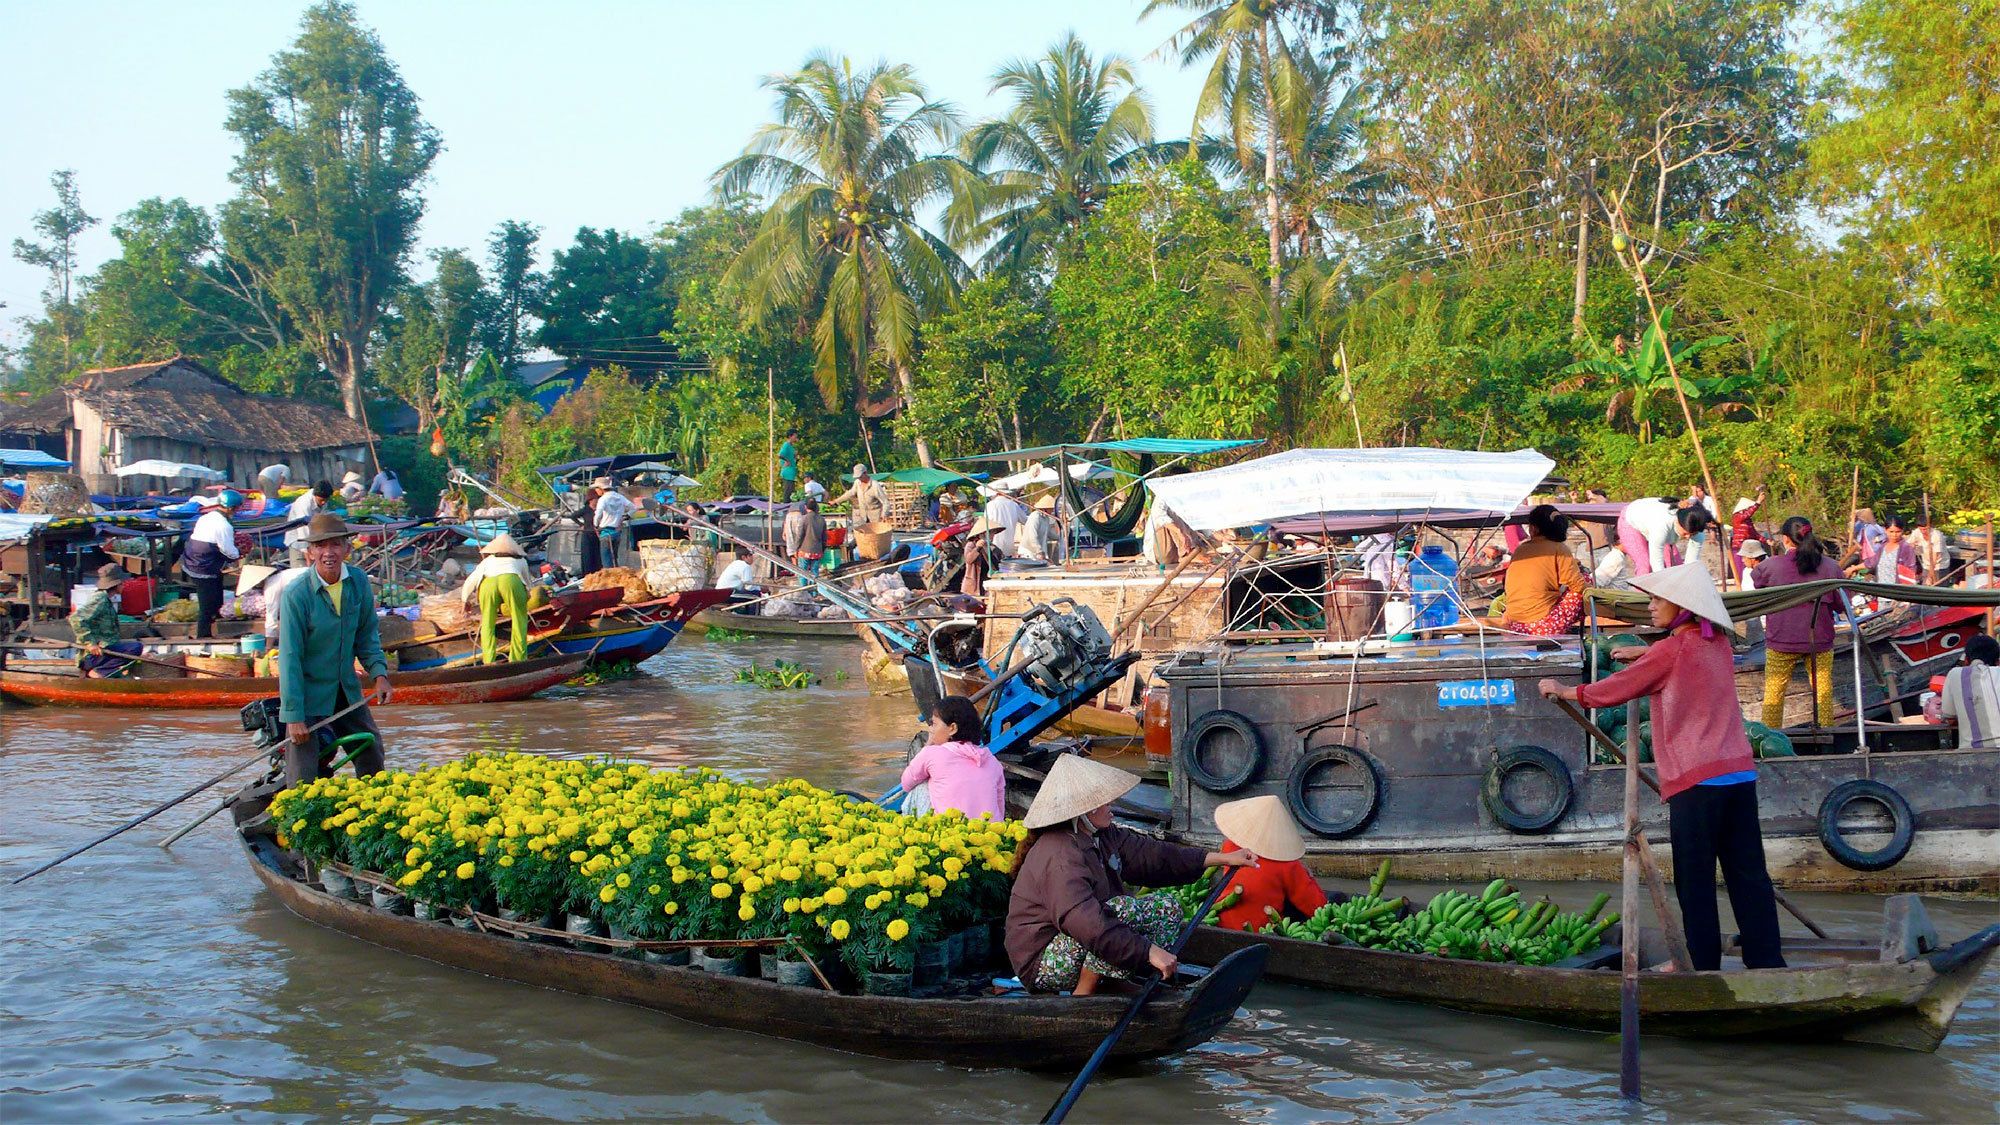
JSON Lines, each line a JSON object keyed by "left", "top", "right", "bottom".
{"left": 1167, "top": 861, "right": 2000, "bottom": 1052}
{"left": 233, "top": 752, "right": 1266, "bottom": 1067}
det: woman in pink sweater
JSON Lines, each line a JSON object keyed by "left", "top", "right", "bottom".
{"left": 901, "top": 696, "right": 1005, "bottom": 821}
{"left": 1539, "top": 561, "right": 1785, "bottom": 972}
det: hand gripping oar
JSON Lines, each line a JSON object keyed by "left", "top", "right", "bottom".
{"left": 9, "top": 691, "right": 380, "bottom": 885}
{"left": 1549, "top": 695, "right": 1829, "bottom": 940}
{"left": 1042, "top": 872, "right": 1235, "bottom": 1125}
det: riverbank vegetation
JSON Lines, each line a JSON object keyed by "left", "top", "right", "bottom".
{"left": 6, "top": 0, "right": 1993, "bottom": 517}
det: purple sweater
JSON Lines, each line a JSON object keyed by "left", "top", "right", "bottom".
{"left": 1750, "top": 551, "right": 1845, "bottom": 653}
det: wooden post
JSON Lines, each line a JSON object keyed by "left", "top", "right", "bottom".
{"left": 1847, "top": 466, "right": 1861, "bottom": 558}
{"left": 766, "top": 368, "right": 776, "bottom": 564}
{"left": 1619, "top": 697, "right": 1643, "bottom": 1100}
{"left": 1337, "top": 341, "right": 1365, "bottom": 448}
{"left": 1632, "top": 830, "right": 1693, "bottom": 972}
{"left": 1572, "top": 162, "right": 1595, "bottom": 339}
{"left": 1987, "top": 517, "right": 1996, "bottom": 634}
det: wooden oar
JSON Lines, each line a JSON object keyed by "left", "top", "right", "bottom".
{"left": 1550, "top": 696, "right": 1830, "bottom": 940}
{"left": 9, "top": 691, "right": 379, "bottom": 885}
{"left": 1041, "top": 873, "right": 1234, "bottom": 1125}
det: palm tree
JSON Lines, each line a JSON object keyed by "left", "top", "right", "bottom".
{"left": 1146, "top": 0, "right": 1323, "bottom": 346}
{"left": 955, "top": 33, "right": 1156, "bottom": 272}
{"left": 715, "top": 55, "right": 971, "bottom": 465}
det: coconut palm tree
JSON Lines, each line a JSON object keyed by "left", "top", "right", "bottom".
{"left": 955, "top": 33, "right": 1157, "bottom": 273}
{"left": 715, "top": 55, "right": 971, "bottom": 465}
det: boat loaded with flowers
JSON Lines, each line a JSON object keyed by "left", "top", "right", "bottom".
{"left": 240, "top": 753, "right": 1264, "bottom": 1067}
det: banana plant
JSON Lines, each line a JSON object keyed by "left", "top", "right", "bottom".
{"left": 1560, "top": 307, "right": 1733, "bottom": 443}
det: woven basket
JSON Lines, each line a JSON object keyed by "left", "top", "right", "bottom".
{"left": 187, "top": 654, "right": 252, "bottom": 678}
{"left": 135, "top": 652, "right": 187, "bottom": 679}
{"left": 418, "top": 593, "right": 473, "bottom": 633}
{"left": 18, "top": 472, "right": 92, "bottom": 516}
{"left": 881, "top": 482, "right": 927, "bottom": 531}
{"left": 638, "top": 542, "right": 714, "bottom": 596}
{"left": 853, "top": 521, "right": 894, "bottom": 561}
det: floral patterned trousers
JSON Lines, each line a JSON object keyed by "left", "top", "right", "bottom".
{"left": 1033, "top": 892, "right": 1184, "bottom": 992}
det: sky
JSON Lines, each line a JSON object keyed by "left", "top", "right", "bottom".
{"left": 0, "top": 0, "right": 1211, "bottom": 350}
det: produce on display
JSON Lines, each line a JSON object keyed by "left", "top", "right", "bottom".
{"left": 271, "top": 754, "right": 1023, "bottom": 977}
{"left": 346, "top": 495, "right": 409, "bottom": 520}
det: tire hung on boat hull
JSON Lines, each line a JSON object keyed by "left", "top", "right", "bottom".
{"left": 1285, "top": 745, "right": 1383, "bottom": 838}
{"left": 1178, "top": 709, "right": 1264, "bottom": 793}
{"left": 1482, "top": 745, "right": 1575, "bottom": 834}
{"left": 1817, "top": 779, "right": 1916, "bottom": 871}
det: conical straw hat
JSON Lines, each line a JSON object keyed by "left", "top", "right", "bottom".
{"left": 481, "top": 532, "right": 525, "bottom": 557}
{"left": 235, "top": 564, "right": 279, "bottom": 596}
{"left": 1212, "top": 794, "right": 1305, "bottom": 862}
{"left": 1630, "top": 560, "right": 1732, "bottom": 630}
{"left": 1022, "top": 754, "right": 1139, "bottom": 829}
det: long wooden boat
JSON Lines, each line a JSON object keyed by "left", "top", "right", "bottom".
{"left": 689, "top": 603, "right": 860, "bottom": 638}
{"left": 391, "top": 589, "right": 730, "bottom": 671}
{"left": 236, "top": 820, "right": 1267, "bottom": 1068}
{"left": 0, "top": 653, "right": 587, "bottom": 709}
{"left": 1182, "top": 903, "right": 2000, "bottom": 1052}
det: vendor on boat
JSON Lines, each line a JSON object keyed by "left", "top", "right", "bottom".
{"left": 1935, "top": 634, "right": 2000, "bottom": 749}
{"left": 181, "top": 489, "right": 243, "bottom": 639}
{"left": 592, "top": 477, "right": 637, "bottom": 569}
{"left": 783, "top": 496, "right": 827, "bottom": 573}
{"left": 1208, "top": 795, "right": 1329, "bottom": 933}
{"left": 1006, "top": 755, "right": 1253, "bottom": 994}
{"left": 460, "top": 532, "right": 533, "bottom": 664}
{"left": 1616, "top": 495, "right": 1715, "bottom": 577}
{"left": 69, "top": 564, "right": 142, "bottom": 678}
{"left": 286, "top": 480, "right": 332, "bottom": 567}
{"left": 960, "top": 517, "right": 994, "bottom": 597}
{"left": 777, "top": 428, "right": 800, "bottom": 503}
{"left": 830, "top": 463, "right": 889, "bottom": 539}
{"left": 1752, "top": 516, "right": 1845, "bottom": 728}
{"left": 899, "top": 695, "right": 1004, "bottom": 820}
{"left": 248, "top": 564, "right": 304, "bottom": 676}
{"left": 1499, "top": 504, "right": 1589, "bottom": 636}
{"left": 1538, "top": 561, "right": 1785, "bottom": 973}
{"left": 339, "top": 470, "right": 366, "bottom": 505}
{"left": 1016, "top": 493, "right": 1059, "bottom": 561}
{"left": 277, "top": 513, "right": 390, "bottom": 786}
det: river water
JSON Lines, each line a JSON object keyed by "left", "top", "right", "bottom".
{"left": 2, "top": 635, "right": 1995, "bottom": 1122}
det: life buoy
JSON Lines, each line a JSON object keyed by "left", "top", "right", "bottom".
{"left": 1817, "top": 779, "right": 1916, "bottom": 871}
{"left": 1177, "top": 709, "right": 1264, "bottom": 793}
{"left": 1285, "top": 745, "right": 1384, "bottom": 838}
{"left": 1482, "top": 745, "right": 1575, "bottom": 834}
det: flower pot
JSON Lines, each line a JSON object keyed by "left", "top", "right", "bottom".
{"left": 773, "top": 956, "right": 822, "bottom": 988}
{"left": 452, "top": 914, "right": 481, "bottom": 931}
{"left": 498, "top": 906, "right": 560, "bottom": 941}
{"left": 913, "top": 942, "right": 948, "bottom": 988}
{"left": 862, "top": 969, "right": 913, "bottom": 997}
{"left": 606, "top": 923, "right": 644, "bottom": 959}
{"left": 959, "top": 924, "right": 991, "bottom": 969}
{"left": 643, "top": 946, "right": 692, "bottom": 967}
{"left": 370, "top": 886, "right": 411, "bottom": 915}
{"left": 758, "top": 952, "right": 782, "bottom": 981}
{"left": 318, "top": 868, "right": 358, "bottom": 900}
{"left": 413, "top": 900, "right": 445, "bottom": 922}
{"left": 565, "top": 912, "right": 607, "bottom": 947}
{"left": 941, "top": 930, "right": 966, "bottom": 974}
{"left": 693, "top": 946, "right": 750, "bottom": 975}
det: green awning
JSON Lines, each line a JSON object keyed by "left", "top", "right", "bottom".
{"left": 872, "top": 467, "right": 982, "bottom": 491}
{"left": 949, "top": 438, "right": 1263, "bottom": 464}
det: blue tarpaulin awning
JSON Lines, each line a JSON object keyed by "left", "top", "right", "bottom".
{"left": 949, "top": 438, "right": 1262, "bottom": 464}
{"left": 0, "top": 448, "right": 71, "bottom": 470}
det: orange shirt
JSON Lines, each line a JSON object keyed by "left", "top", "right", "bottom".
{"left": 1211, "top": 838, "right": 1330, "bottom": 932}
{"left": 1502, "top": 537, "right": 1587, "bottom": 625}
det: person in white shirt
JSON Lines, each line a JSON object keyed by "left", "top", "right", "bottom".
{"left": 1736, "top": 539, "right": 1766, "bottom": 591}
{"left": 801, "top": 473, "right": 827, "bottom": 504}
{"left": 1937, "top": 635, "right": 2000, "bottom": 749}
{"left": 256, "top": 463, "right": 290, "bottom": 498}
{"left": 592, "top": 477, "right": 638, "bottom": 568}
{"left": 285, "top": 481, "right": 331, "bottom": 567}
{"left": 715, "top": 557, "right": 756, "bottom": 590}
{"left": 460, "top": 533, "right": 535, "bottom": 663}
{"left": 181, "top": 490, "right": 243, "bottom": 638}
{"left": 1616, "top": 495, "right": 1716, "bottom": 576}
{"left": 339, "top": 470, "right": 366, "bottom": 504}
{"left": 369, "top": 468, "right": 404, "bottom": 500}
{"left": 982, "top": 490, "right": 1028, "bottom": 557}
{"left": 1016, "top": 494, "right": 1060, "bottom": 561}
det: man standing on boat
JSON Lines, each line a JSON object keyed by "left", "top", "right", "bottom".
{"left": 783, "top": 496, "right": 826, "bottom": 574}
{"left": 277, "top": 513, "right": 390, "bottom": 786}
{"left": 181, "top": 489, "right": 243, "bottom": 638}
{"left": 1539, "top": 561, "right": 1785, "bottom": 973}
{"left": 777, "top": 428, "right": 800, "bottom": 503}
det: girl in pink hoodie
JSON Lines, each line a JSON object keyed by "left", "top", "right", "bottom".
{"left": 901, "top": 696, "right": 1005, "bottom": 821}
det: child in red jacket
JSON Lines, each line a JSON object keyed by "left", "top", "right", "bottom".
{"left": 1210, "top": 795, "right": 1329, "bottom": 932}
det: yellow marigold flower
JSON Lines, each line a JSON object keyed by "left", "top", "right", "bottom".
{"left": 742, "top": 875, "right": 763, "bottom": 893}
{"left": 398, "top": 870, "right": 422, "bottom": 888}
{"left": 823, "top": 886, "right": 848, "bottom": 906}
{"left": 615, "top": 872, "right": 632, "bottom": 889}
{"left": 599, "top": 884, "right": 618, "bottom": 904}
{"left": 498, "top": 855, "right": 515, "bottom": 867}
{"left": 886, "top": 919, "right": 910, "bottom": 941}
{"left": 711, "top": 882, "right": 732, "bottom": 899}
{"left": 456, "top": 862, "right": 476, "bottom": 879}
{"left": 907, "top": 892, "right": 930, "bottom": 909}
{"left": 569, "top": 850, "right": 588, "bottom": 863}
{"left": 830, "top": 919, "right": 851, "bottom": 940}
{"left": 345, "top": 824, "right": 361, "bottom": 837}
{"left": 710, "top": 864, "right": 729, "bottom": 880}
{"left": 662, "top": 901, "right": 679, "bottom": 915}
{"left": 737, "top": 902, "right": 756, "bottom": 922}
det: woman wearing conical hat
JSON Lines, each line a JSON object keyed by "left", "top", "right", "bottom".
{"left": 1540, "top": 560, "right": 1785, "bottom": 972}
{"left": 1005, "top": 755, "right": 1252, "bottom": 994}
{"left": 1209, "top": 795, "right": 1330, "bottom": 933}
{"left": 460, "top": 533, "right": 533, "bottom": 664}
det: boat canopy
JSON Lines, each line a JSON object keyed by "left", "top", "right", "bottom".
{"left": 866, "top": 466, "right": 985, "bottom": 490}
{"left": 1269, "top": 501, "right": 1622, "bottom": 538}
{"left": 1592, "top": 577, "right": 2000, "bottom": 623}
{"left": 0, "top": 449, "right": 71, "bottom": 470}
{"left": 1145, "top": 447, "right": 1557, "bottom": 532}
{"left": 534, "top": 453, "right": 678, "bottom": 477}
{"left": 112, "top": 459, "right": 226, "bottom": 480}
{"left": 950, "top": 437, "right": 1262, "bottom": 463}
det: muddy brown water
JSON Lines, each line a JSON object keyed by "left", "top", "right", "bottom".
{"left": 2, "top": 635, "right": 1995, "bottom": 1122}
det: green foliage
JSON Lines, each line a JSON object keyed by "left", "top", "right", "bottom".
{"left": 536, "top": 226, "right": 673, "bottom": 360}
{"left": 1560, "top": 307, "right": 1734, "bottom": 443}
{"left": 8, "top": 169, "right": 98, "bottom": 387}
{"left": 1904, "top": 252, "right": 2000, "bottom": 506}
{"left": 902, "top": 276, "right": 1063, "bottom": 458}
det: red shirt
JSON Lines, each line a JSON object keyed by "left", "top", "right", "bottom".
{"left": 1575, "top": 625, "right": 1754, "bottom": 799}
{"left": 1211, "top": 838, "right": 1330, "bottom": 932}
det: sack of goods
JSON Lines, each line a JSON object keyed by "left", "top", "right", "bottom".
{"left": 580, "top": 566, "right": 650, "bottom": 605}
{"left": 761, "top": 592, "right": 817, "bottom": 619}
{"left": 418, "top": 592, "right": 473, "bottom": 632}
{"left": 816, "top": 604, "right": 851, "bottom": 620}
{"left": 871, "top": 586, "right": 913, "bottom": 613}
{"left": 638, "top": 540, "right": 715, "bottom": 596}
{"left": 862, "top": 572, "right": 907, "bottom": 598}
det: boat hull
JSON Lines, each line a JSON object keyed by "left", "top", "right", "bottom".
{"left": 239, "top": 833, "right": 1266, "bottom": 1068}
{"left": 0, "top": 654, "right": 585, "bottom": 709}
{"left": 1182, "top": 921, "right": 2000, "bottom": 1051}
{"left": 689, "top": 605, "right": 860, "bottom": 638}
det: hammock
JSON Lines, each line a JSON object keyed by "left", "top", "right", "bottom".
{"left": 1060, "top": 452, "right": 1151, "bottom": 539}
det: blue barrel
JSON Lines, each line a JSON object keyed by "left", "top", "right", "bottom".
{"left": 1408, "top": 545, "right": 1461, "bottom": 630}
{"left": 238, "top": 633, "right": 268, "bottom": 656}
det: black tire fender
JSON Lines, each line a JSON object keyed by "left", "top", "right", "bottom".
{"left": 1285, "top": 745, "right": 1384, "bottom": 838}
{"left": 1817, "top": 779, "right": 1916, "bottom": 872}
{"left": 1177, "top": 709, "right": 1264, "bottom": 793}
{"left": 1482, "top": 745, "right": 1575, "bottom": 834}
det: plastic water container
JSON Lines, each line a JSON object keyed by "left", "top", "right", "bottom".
{"left": 1383, "top": 596, "right": 1416, "bottom": 641}
{"left": 1409, "top": 545, "right": 1461, "bottom": 630}
{"left": 69, "top": 584, "right": 98, "bottom": 612}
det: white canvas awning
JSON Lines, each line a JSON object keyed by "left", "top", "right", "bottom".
{"left": 113, "top": 459, "right": 225, "bottom": 480}
{"left": 979, "top": 460, "right": 1112, "bottom": 496}
{"left": 1143, "top": 447, "right": 1557, "bottom": 532}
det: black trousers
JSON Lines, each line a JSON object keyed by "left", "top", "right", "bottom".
{"left": 284, "top": 696, "right": 386, "bottom": 787}
{"left": 1667, "top": 780, "right": 1786, "bottom": 971}
{"left": 778, "top": 477, "right": 797, "bottom": 503}
{"left": 578, "top": 529, "right": 602, "bottom": 576}
{"left": 193, "top": 573, "right": 224, "bottom": 638}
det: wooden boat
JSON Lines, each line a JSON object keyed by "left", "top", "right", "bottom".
{"left": 235, "top": 818, "right": 1268, "bottom": 1068}
{"left": 689, "top": 603, "right": 860, "bottom": 638}
{"left": 0, "top": 653, "right": 586, "bottom": 709}
{"left": 1182, "top": 901, "right": 2000, "bottom": 1052}
{"left": 391, "top": 589, "right": 730, "bottom": 671}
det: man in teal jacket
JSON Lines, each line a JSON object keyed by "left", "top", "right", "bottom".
{"left": 277, "top": 513, "right": 392, "bottom": 785}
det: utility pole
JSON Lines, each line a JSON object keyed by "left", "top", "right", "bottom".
{"left": 1572, "top": 159, "right": 1596, "bottom": 339}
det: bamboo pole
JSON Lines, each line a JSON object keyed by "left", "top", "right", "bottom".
{"left": 1619, "top": 697, "right": 1643, "bottom": 1099}
{"left": 1987, "top": 517, "right": 1996, "bottom": 634}
{"left": 766, "top": 368, "right": 776, "bottom": 567}
{"left": 1337, "top": 341, "right": 1365, "bottom": 448}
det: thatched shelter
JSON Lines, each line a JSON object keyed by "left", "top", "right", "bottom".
{"left": 0, "top": 357, "right": 373, "bottom": 493}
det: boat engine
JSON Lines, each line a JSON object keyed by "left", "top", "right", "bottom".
{"left": 240, "top": 696, "right": 287, "bottom": 748}
{"left": 1011, "top": 599, "right": 1114, "bottom": 697}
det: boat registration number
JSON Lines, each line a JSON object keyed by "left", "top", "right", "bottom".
{"left": 1437, "top": 679, "right": 1516, "bottom": 708}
